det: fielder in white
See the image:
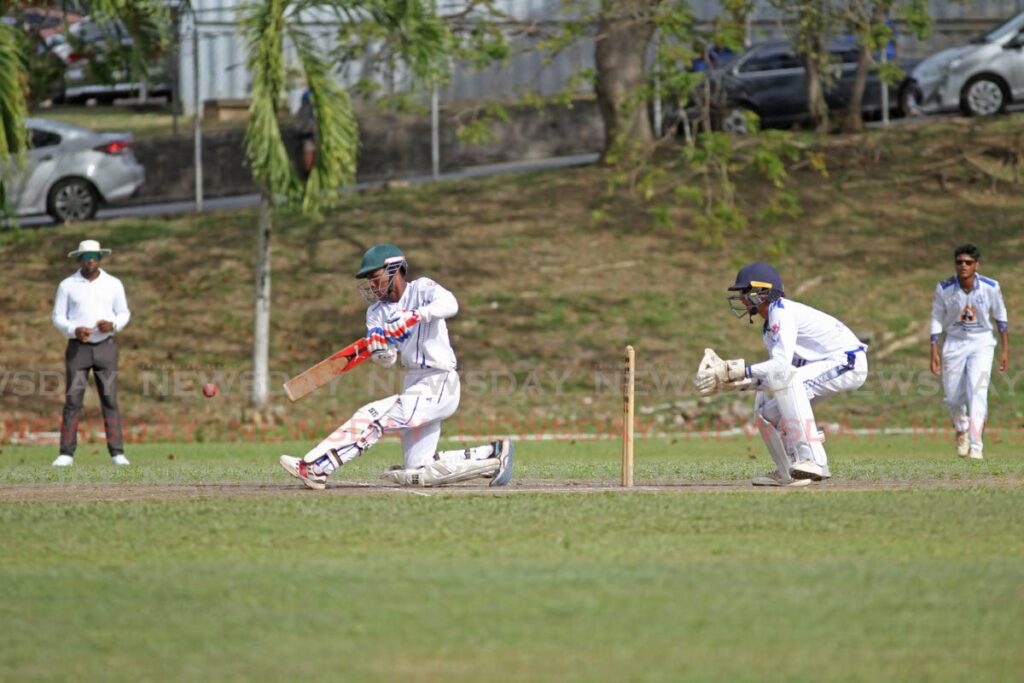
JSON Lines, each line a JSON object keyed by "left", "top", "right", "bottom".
{"left": 280, "top": 244, "right": 514, "bottom": 489}
{"left": 695, "top": 263, "right": 868, "bottom": 487}
{"left": 930, "top": 244, "right": 1009, "bottom": 460}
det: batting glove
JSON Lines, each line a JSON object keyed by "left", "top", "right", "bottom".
{"left": 383, "top": 310, "right": 421, "bottom": 344}
{"left": 366, "top": 326, "right": 388, "bottom": 353}
{"left": 371, "top": 347, "right": 398, "bottom": 367}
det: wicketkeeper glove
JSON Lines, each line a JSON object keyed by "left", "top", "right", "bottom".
{"left": 693, "top": 348, "right": 748, "bottom": 397}
{"left": 383, "top": 310, "right": 421, "bottom": 344}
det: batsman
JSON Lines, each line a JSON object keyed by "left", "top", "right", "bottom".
{"left": 694, "top": 263, "right": 868, "bottom": 487}
{"left": 280, "top": 244, "right": 514, "bottom": 489}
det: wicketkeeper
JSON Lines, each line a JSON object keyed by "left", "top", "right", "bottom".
{"left": 280, "top": 244, "right": 514, "bottom": 489}
{"left": 694, "top": 263, "right": 868, "bottom": 487}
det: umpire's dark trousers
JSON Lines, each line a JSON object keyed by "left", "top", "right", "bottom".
{"left": 59, "top": 337, "right": 124, "bottom": 456}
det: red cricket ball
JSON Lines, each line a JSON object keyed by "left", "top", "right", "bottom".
{"left": 202, "top": 383, "right": 218, "bottom": 398}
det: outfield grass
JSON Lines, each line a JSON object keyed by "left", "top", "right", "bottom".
{"left": 2, "top": 435, "right": 1023, "bottom": 485}
{"left": 0, "top": 439, "right": 1020, "bottom": 682}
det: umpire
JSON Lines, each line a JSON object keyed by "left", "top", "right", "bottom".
{"left": 51, "top": 240, "right": 131, "bottom": 466}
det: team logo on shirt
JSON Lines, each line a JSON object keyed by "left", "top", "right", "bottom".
{"left": 960, "top": 305, "right": 976, "bottom": 323}
{"left": 770, "top": 323, "right": 780, "bottom": 334}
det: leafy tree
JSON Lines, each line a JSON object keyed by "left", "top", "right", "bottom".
{"left": 240, "top": 0, "right": 449, "bottom": 409}
{"left": 840, "top": 0, "right": 931, "bottom": 133}
{"left": 767, "top": 0, "right": 838, "bottom": 133}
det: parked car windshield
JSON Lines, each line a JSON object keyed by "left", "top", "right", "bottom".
{"left": 973, "top": 11, "right": 1024, "bottom": 44}
{"left": 738, "top": 46, "right": 802, "bottom": 73}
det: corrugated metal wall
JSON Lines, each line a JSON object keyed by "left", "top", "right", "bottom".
{"left": 178, "top": 0, "right": 1024, "bottom": 114}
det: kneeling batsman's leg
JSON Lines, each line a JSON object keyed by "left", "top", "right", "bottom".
{"left": 765, "top": 373, "right": 829, "bottom": 481}
{"left": 280, "top": 396, "right": 399, "bottom": 490}
{"left": 381, "top": 439, "right": 515, "bottom": 488}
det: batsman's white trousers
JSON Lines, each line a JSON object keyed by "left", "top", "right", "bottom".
{"left": 388, "top": 369, "right": 461, "bottom": 468}
{"left": 941, "top": 337, "right": 994, "bottom": 450}
{"left": 757, "top": 351, "right": 869, "bottom": 457}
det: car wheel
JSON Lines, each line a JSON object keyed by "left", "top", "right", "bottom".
{"left": 899, "top": 80, "right": 923, "bottom": 117}
{"left": 960, "top": 76, "right": 1007, "bottom": 117}
{"left": 717, "top": 106, "right": 754, "bottom": 135}
{"left": 47, "top": 178, "right": 99, "bottom": 223}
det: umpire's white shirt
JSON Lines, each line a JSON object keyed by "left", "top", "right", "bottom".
{"left": 749, "top": 298, "right": 864, "bottom": 381}
{"left": 52, "top": 269, "right": 131, "bottom": 343}
{"left": 367, "top": 277, "right": 459, "bottom": 371}
{"left": 930, "top": 274, "right": 1008, "bottom": 348}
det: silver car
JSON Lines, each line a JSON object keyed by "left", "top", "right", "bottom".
{"left": 906, "top": 11, "right": 1024, "bottom": 117}
{"left": 7, "top": 118, "right": 144, "bottom": 222}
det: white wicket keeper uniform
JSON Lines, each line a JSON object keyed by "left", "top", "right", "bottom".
{"left": 930, "top": 274, "right": 1008, "bottom": 450}
{"left": 752, "top": 299, "right": 868, "bottom": 467}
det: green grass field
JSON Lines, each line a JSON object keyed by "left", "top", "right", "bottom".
{"left": 1, "top": 437, "right": 1021, "bottom": 682}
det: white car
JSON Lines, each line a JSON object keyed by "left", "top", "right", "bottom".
{"left": 8, "top": 118, "right": 144, "bottom": 223}
{"left": 905, "top": 11, "right": 1024, "bottom": 117}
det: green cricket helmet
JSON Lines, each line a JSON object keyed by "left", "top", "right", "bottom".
{"left": 355, "top": 243, "right": 406, "bottom": 279}
{"left": 356, "top": 244, "right": 407, "bottom": 303}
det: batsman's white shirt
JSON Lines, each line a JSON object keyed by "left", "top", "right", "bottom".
{"left": 930, "top": 274, "right": 1008, "bottom": 347}
{"left": 52, "top": 269, "right": 131, "bottom": 342}
{"left": 366, "top": 277, "right": 459, "bottom": 371}
{"left": 749, "top": 298, "right": 865, "bottom": 382}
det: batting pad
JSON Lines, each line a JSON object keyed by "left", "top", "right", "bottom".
{"left": 381, "top": 458, "right": 499, "bottom": 487}
{"left": 302, "top": 396, "right": 400, "bottom": 468}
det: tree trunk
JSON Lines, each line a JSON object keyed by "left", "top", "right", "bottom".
{"left": 842, "top": 44, "right": 872, "bottom": 133}
{"left": 251, "top": 192, "right": 272, "bottom": 409}
{"left": 594, "top": 0, "right": 662, "bottom": 160}
{"left": 843, "top": 3, "right": 885, "bottom": 134}
{"left": 803, "top": 53, "right": 830, "bottom": 132}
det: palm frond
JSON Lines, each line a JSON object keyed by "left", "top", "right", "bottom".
{"left": 364, "top": 0, "right": 452, "bottom": 84}
{"left": 0, "top": 21, "right": 28, "bottom": 174}
{"left": 290, "top": 26, "right": 359, "bottom": 213}
{"left": 241, "top": 0, "right": 301, "bottom": 202}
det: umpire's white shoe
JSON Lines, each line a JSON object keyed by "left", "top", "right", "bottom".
{"left": 956, "top": 431, "right": 970, "bottom": 458}
{"left": 489, "top": 439, "right": 515, "bottom": 487}
{"left": 968, "top": 447, "right": 984, "bottom": 461}
{"left": 279, "top": 455, "right": 327, "bottom": 490}
{"left": 52, "top": 454, "right": 74, "bottom": 467}
{"left": 790, "top": 460, "right": 829, "bottom": 481}
{"left": 751, "top": 470, "right": 810, "bottom": 487}
{"left": 111, "top": 454, "right": 130, "bottom": 466}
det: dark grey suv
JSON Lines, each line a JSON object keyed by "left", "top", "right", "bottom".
{"left": 672, "top": 40, "right": 917, "bottom": 133}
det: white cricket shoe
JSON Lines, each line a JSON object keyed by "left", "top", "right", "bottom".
{"left": 489, "top": 438, "right": 515, "bottom": 487}
{"left": 751, "top": 470, "right": 810, "bottom": 488}
{"left": 790, "top": 460, "right": 830, "bottom": 481}
{"left": 111, "top": 454, "right": 130, "bottom": 466}
{"left": 968, "top": 447, "right": 984, "bottom": 461}
{"left": 956, "top": 431, "right": 969, "bottom": 458}
{"left": 52, "top": 454, "right": 74, "bottom": 467}
{"left": 279, "top": 455, "right": 327, "bottom": 490}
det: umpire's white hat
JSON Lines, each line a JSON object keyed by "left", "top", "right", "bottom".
{"left": 68, "top": 239, "right": 111, "bottom": 258}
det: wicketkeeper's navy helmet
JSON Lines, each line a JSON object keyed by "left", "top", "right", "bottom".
{"left": 727, "top": 262, "right": 784, "bottom": 320}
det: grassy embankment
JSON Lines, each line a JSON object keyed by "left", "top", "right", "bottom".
{"left": 1, "top": 115, "right": 1022, "bottom": 442}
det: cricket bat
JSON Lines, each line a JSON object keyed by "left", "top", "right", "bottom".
{"left": 283, "top": 336, "right": 372, "bottom": 402}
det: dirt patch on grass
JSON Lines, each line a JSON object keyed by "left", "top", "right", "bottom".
{"left": 1, "top": 477, "right": 1019, "bottom": 503}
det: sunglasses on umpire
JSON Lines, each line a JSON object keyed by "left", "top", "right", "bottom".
{"left": 954, "top": 259, "right": 976, "bottom": 266}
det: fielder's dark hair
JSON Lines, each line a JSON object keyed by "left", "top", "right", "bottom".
{"left": 954, "top": 243, "right": 981, "bottom": 260}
